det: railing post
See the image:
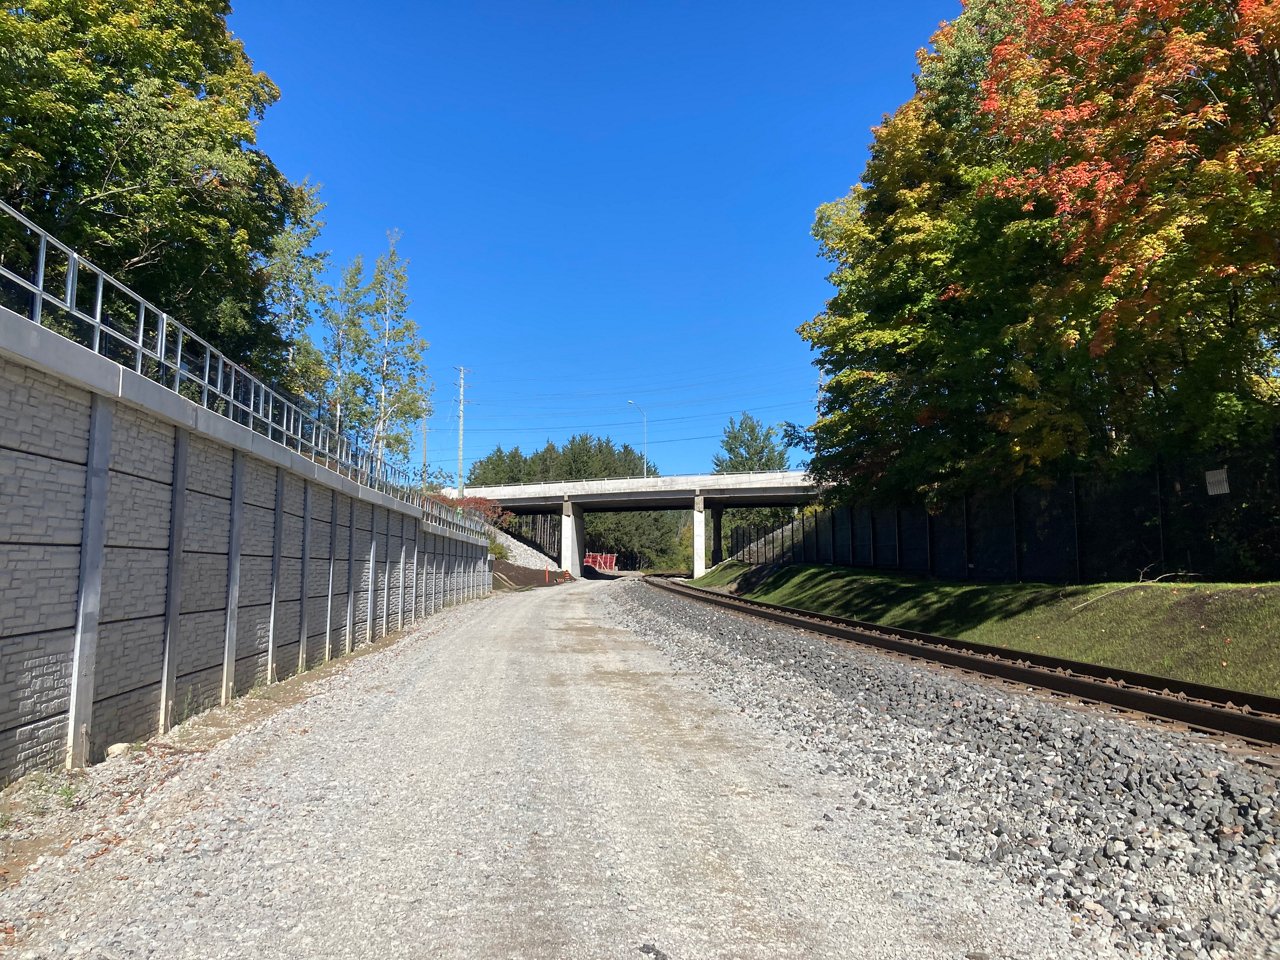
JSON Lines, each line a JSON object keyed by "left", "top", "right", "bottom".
{"left": 32, "top": 234, "right": 46, "bottom": 326}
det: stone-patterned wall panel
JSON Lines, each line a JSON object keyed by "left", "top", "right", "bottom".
{"left": 330, "top": 562, "right": 350, "bottom": 596}
{"left": 274, "top": 641, "right": 301, "bottom": 680}
{"left": 110, "top": 405, "right": 174, "bottom": 481}
{"left": 0, "top": 714, "right": 68, "bottom": 783}
{"left": 186, "top": 436, "right": 232, "bottom": 498}
{"left": 306, "top": 560, "right": 330, "bottom": 600}
{"left": 280, "top": 512, "right": 305, "bottom": 560}
{"left": 173, "top": 665, "right": 222, "bottom": 722}
{"left": 0, "top": 360, "right": 90, "bottom": 463}
{"left": 93, "top": 616, "right": 164, "bottom": 701}
{"left": 233, "top": 651, "right": 268, "bottom": 695}
{"left": 352, "top": 560, "right": 371, "bottom": 642}
{"left": 273, "top": 601, "right": 300, "bottom": 652}
{"left": 310, "top": 485, "right": 334, "bottom": 519}
{"left": 282, "top": 474, "right": 306, "bottom": 517}
{"left": 309, "top": 516, "right": 331, "bottom": 561}
{"left": 238, "top": 555, "right": 274, "bottom": 607}
{"left": 304, "top": 596, "right": 329, "bottom": 641}
{"left": 0, "top": 545, "right": 81, "bottom": 637}
{"left": 90, "top": 684, "right": 161, "bottom": 759}
{"left": 179, "top": 553, "right": 229, "bottom": 614}
{"left": 0, "top": 628, "right": 73, "bottom": 732}
{"left": 181, "top": 492, "right": 231, "bottom": 555}
{"left": 0, "top": 450, "right": 85, "bottom": 544}
{"left": 240, "top": 504, "right": 277, "bottom": 557}
{"left": 276, "top": 558, "right": 303, "bottom": 604}
{"left": 353, "top": 500, "right": 373, "bottom": 532}
{"left": 175, "top": 610, "right": 226, "bottom": 676}
{"left": 100, "top": 547, "right": 168, "bottom": 623}
{"left": 104, "top": 472, "right": 171, "bottom": 549}
{"left": 242, "top": 459, "right": 277, "bottom": 510}
{"left": 236, "top": 605, "right": 272, "bottom": 661}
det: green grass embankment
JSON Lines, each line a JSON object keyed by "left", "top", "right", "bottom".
{"left": 692, "top": 561, "right": 1280, "bottom": 697}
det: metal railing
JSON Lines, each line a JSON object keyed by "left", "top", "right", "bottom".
{"left": 0, "top": 199, "right": 484, "bottom": 538}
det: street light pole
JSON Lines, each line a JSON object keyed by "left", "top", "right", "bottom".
{"left": 627, "top": 400, "right": 647, "bottom": 479}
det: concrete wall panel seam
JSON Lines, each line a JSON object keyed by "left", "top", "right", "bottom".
{"left": 65, "top": 395, "right": 112, "bottom": 769}
{"left": 157, "top": 429, "right": 188, "bottom": 734}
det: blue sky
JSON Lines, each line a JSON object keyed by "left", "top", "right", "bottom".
{"left": 229, "top": 1, "right": 961, "bottom": 479}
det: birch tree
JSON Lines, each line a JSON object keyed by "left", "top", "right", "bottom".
{"left": 364, "top": 232, "right": 430, "bottom": 468}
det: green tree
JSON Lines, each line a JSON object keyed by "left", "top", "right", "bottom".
{"left": 317, "top": 256, "right": 372, "bottom": 442}
{"left": 793, "top": 0, "right": 1069, "bottom": 505}
{"left": 713, "top": 412, "right": 790, "bottom": 473}
{"left": 713, "top": 412, "right": 793, "bottom": 561}
{"left": 794, "top": 0, "right": 1280, "bottom": 508}
{"left": 0, "top": 1, "right": 310, "bottom": 375}
{"left": 364, "top": 231, "right": 430, "bottom": 467}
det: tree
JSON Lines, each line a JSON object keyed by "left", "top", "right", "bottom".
{"left": 0, "top": 1, "right": 311, "bottom": 375}
{"left": 982, "top": 0, "right": 1280, "bottom": 458}
{"left": 713, "top": 412, "right": 790, "bottom": 473}
{"left": 795, "top": 0, "right": 1064, "bottom": 505}
{"left": 713, "top": 412, "right": 792, "bottom": 559}
{"left": 364, "top": 231, "right": 430, "bottom": 467}
{"left": 793, "top": 0, "right": 1280, "bottom": 508}
{"left": 317, "top": 256, "right": 372, "bottom": 442}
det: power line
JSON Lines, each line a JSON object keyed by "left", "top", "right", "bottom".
{"left": 456, "top": 400, "right": 815, "bottom": 434}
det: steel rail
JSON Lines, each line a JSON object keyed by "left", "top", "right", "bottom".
{"left": 645, "top": 577, "right": 1280, "bottom": 746}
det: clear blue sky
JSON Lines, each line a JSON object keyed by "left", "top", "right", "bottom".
{"left": 229, "top": 1, "right": 960, "bottom": 480}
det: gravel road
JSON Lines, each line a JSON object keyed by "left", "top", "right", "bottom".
{"left": 5, "top": 582, "right": 1134, "bottom": 959}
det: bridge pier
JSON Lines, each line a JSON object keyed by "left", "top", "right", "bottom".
{"left": 561, "top": 499, "right": 584, "bottom": 578}
{"left": 710, "top": 506, "right": 724, "bottom": 566}
{"left": 692, "top": 496, "right": 706, "bottom": 579}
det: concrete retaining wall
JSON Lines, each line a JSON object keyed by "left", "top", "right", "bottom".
{"left": 0, "top": 308, "right": 492, "bottom": 784}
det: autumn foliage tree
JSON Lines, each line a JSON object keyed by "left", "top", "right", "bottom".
{"left": 797, "top": 0, "right": 1280, "bottom": 504}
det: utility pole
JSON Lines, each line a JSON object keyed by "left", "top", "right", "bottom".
{"left": 421, "top": 416, "right": 428, "bottom": 492}
{"left": 456, "top": 366, "right": 467, "bottom": 498}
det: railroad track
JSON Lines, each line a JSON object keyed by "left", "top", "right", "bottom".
{"left": 645, "top": 576, "right": 1280, "bottom": 749}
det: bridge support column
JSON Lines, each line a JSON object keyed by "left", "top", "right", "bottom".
{"left": 561, "top": 500, "right": 584, "bottom": 578}
{"left": 692, "top": 496, "right": 706, "bottom": 579}
{"left": 710, "top": 506, "right": 724, "bottom": 566}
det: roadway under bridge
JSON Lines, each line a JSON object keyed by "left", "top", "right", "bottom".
{"left": 458, "top": 471, "right": 817, "bottom": 577}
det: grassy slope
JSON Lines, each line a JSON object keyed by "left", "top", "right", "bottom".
{"left": 693, "top": 562, "right": 1280, "bottom": 697}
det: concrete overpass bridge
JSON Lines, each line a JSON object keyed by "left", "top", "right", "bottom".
{"left": 458, "top": 470, "right": 817, "bottom": 577}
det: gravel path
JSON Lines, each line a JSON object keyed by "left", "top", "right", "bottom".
{"left": 1, "top": 581, "right": 1121, "bottom": 960}
{"left": 607, "top": 582, "right": 1280, "bottom": 959}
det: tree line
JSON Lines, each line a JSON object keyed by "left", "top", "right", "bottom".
{"left": 791, "top": 0, "right": 1280, "bottom": 507}
{"left": 0, "top": 1, "right": 429, "bottom": 472}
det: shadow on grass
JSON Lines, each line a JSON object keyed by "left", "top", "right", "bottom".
{"left": 736, "top": 563, "right": 1090, "bottom": 639}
